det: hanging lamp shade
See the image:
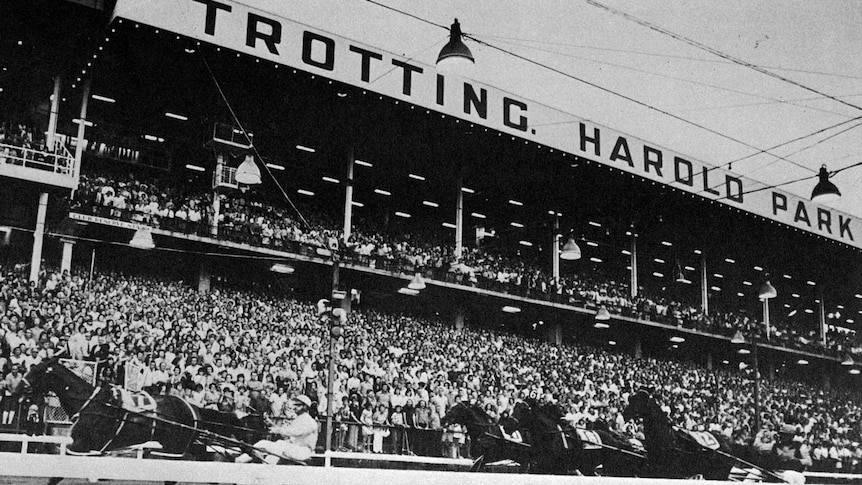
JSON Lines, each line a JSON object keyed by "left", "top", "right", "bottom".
{"left": 560, "top": 238, "right": 582, "bottom": 260}
{"left": 842, "top": 354, "right": 855, "bottom": 366}
{"left": 436, "top": 19, "right": 474, "bottom": 72}
{"left": 811, "top": 165, "right": 840, "bottom": 202}
{"left": 730, "top": 330, "right": 746, "bottom": 345}
{"left": 235, "top": 154, "right": 262, "bottom": 185}
{"left": 758, "top": 280, "right": 777, "bottom": 300}
{"left": 674, "top": 264, "right": 687, "bottom": 283}
{"left": 129, "top": 228, "right": 155, "bottom": 250}
{"left": 595, "top": 306, "right": 611, "bottom": 321}
{"left": 407, "top": 273, "right": 426, "bottom": 290}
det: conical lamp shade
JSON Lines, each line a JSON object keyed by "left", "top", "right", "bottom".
{"left": 758, "top": 280, "right": 777, "bottom": 300}
{"left": 129, "top": 228, "right": 155, "bottom": 250}
{"left": 235, "top": 154, "right": 262, "bottom": 185}
{"left": 842, "top": 354, "right": 855, "bottom": 366}
{"left": 595, "top": 306, "right": 611, "bottom": 321}
{"left": 730, "top": 330, "right": 746, "bottom": 345}
{"left": 811, "top": 165, "right": 840, "bottom": 202}
{"left": 436, "top": 19, "right": 474, "bottom": 72}
{"left": 407, "top": 273, "right": 426, "bottom": 290}
{"left": 560, "top": 238, "right": 582, "bottom": 261}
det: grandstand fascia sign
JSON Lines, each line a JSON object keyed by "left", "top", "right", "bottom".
{"left": 113, "top": 0, "right": 860, "bottom": 250}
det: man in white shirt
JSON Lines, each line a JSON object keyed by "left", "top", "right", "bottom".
{"left": 237, "top": 395, "right": 319, "bottom": 464}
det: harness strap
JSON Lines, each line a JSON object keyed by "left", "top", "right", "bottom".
{"left": 557, "top": 425, "right": 569, "bottom": 450}
{"left": 70, "top": 386, "right": 101, "bottom": 423}
{"left": 100, "top": 411, "right": 129, "bottom": 453}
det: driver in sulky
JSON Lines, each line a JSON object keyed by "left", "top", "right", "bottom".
{"left": 237, "top": 394, "right": 319, "bottom": 464}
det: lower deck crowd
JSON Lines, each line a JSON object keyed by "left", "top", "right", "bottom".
{"left": 0, "top": 263, "right": 860, "bottom": 473}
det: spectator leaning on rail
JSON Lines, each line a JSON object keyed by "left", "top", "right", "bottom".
{"left": 237, "top": 394, "right": 319, "bottom": 464}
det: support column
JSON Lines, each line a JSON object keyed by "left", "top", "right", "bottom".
{"left": 343, "top": 147, "right": 355, "bottom": 243}
{"left": 706, "top": 352, "right": 713, "bottom": 371}
{"left": 198, "top": 262, "right": 211, "bottom": 294}
{"left": 818, "top": 288, "right": 827, "bottom": 346}
{"left": 60, "top": 238, "right": 75, "bottom": 274}
{"left": 629, "top": 233, "right": 638, "bottom": 298}
{"left": 633, "top": 338, "right": 642, "bottom": 359}
{"left": 700, "top": 252, "right": 709, "bottom": 315}
{"left": 455, "top": 181, "right": 464, "bottom": 260}
{"left": 454, "top": 307, "right": 465, "bottom": 332}
{"left": 72, "top": 79, "right": 91, "bottom": 184}
{"left": 549, "top": 321, "right": 562, "bottom": 346}
{"left": 46, "top": 75, "right": 62, "bottom": 149}
{"left": 29, "top": 192, "right": 49, "bottom": 284}
{"left": 552, "top": 216, "right": 560, "bottom": 282}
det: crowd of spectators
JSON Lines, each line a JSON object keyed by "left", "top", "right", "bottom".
{"left": 67, "top": 170, "right": 860, "bottom": 360}
{"left": 0, "top": 263, "right": 861, "bottom": 472}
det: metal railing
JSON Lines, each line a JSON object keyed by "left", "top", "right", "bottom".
{"left": 0, "top": 142, "right": 75, "bottom": 175}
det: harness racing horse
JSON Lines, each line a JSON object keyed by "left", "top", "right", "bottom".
{"left": 622, "top": 389, "right": 735, "bottom": 480}
{"left": 13, "top": 358, "right": 202, "bottom": 484}
{"left": 194, "top": 407, "right": 271, "bottom": 459}
{"left": 511, "top": 400, "right": 645, "bottom": 476}
{"left": 441, "top": 402, "right": 532, "bottom": 472}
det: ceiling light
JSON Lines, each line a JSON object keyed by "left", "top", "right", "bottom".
{"left": 738, "top": 348, "right": 751, "bottom": 355}
{"left": 685, "top": 266, "right": 696, "bottom": 271}
{"left": 374, "top": 189, "right": 392, "bottom": 196}
{"left": 322, "top": 176, "right": 340, "bottom": 184}
{"left": 91, "top": 94, "right": 115, "bottom": 103}
{"left": 594, "top": 322, "right": 610, "bottom": 329}
{"left": 669, "top": 336, "right": 685, "bottom": 343}
{"left": 72, "top": 119, "right": 94, "bottom": 127}
{"left": 407, "top": 273, "right": 425, "bottom": 290}
{"left": 398, "top": 287, "right": 420, "bottom": 296}
{"left": 423, "top": 201, "right": 439, "bottom": 208}
{"left": 265, "top": 163, "right": 285, "bottom": 171}
{"left": 725, "top": 258, "right": 736, "bottom": 264}
{"left": 442, "top": 222, "right": 456, "bottom": 229}
{"left": 471, "top": 212, "right": 486, "bottom": 219}
{"left": 588, "top": 221, "right": 601, "bottom": 227}
{"left": 560, "top": 238, "right": 581, "bottom": 260}
{"left": 742, "top": 281, "right": 752, "bottom": 286}
{"left": 713, "top": 273, "right": 723, "bottom": 278}
{"left": 783, "top": 274, "right": 792, "bottom": 279}
{"left": 296, "top": 145, "right": 315, "bottom": 153}
{"left": 654, "top": 258, "right": 665, "bottom": 264}
{"left": 806, "top": 281, "right": 816, "bottom": 286}
{"left": 595, "top": 306, "right": 611, "bottom": 321}
{"left": 270, "top": 263, "right": 295, "bottom": 274}
{"left": 608, "top": 341, "right": 616, "bottom": 346}
{"left": 587, "top": 241, "right": 599, "bottom": 247}
{"left": 694, "top": 249, "right": 702, "bottom": 254}
{"left": 502, "top": 306, "right": 521, "bottom": 314}
{"left": 129, "top": 228, "right": 155, "bottom": 250}
{"left": 797, "top": 359, "right": 809, "bottom": 365}
{"left": 804, "top": 309, "right": 814, "bottom": 314}
{"left": 792, "top": 293, "right": 800, "bottom": 298}
{"left": 355, "top": 160, "right": 373, "bottom": 167}
{"left": 409, "top": 173, "right": 426, "bottom": 181}
{"left": 736, "top": 292, "right": 744, "bottom": 297}
{"left": 185, "top": 164, "right": 205, "bottom": 172}
{"left": 661, "top": 241, "right": 673, "bottom": 246}
{"left": 235, "top": 154, "right": 261, "bottom": 185}
{"left": 788, "top": 310, "right": 797, "bottom": 317}
{"left": 850, "top": 369, "right": 861, "bottom": 375}
{"left": 297, "top": 189, "right": 315, "bottom": 196}
{"left": 395, "top": 211, "right": 411, "bottom": 218}
{"left": 653, "top": 272, "right": 664, "bottom": 278}
{"left": 461, "top": 187, "right": 475, "bottom": 194}
{"left": 351, "top": 201, "right": 364, "bottom": 207}
{"left": 510, "top": 222, "right": 524, "bottom": 228}
{"left": 621, "top": 250, "right": 631, "bottom": 255}
{"left": 509, "top": 200, "right": 524, "bottom": 207}
{"left": 590, "top": 257, "right": 602, "bottom": 263}
{"left": 519, "top": 240, "right": 533, "bottom": 247}
{"left": 165, "top": 112, "right": 188, "bottom": 121}
{"left": 711, "top": 286, "right": 721, "bottom": 292}
{"left": 754, "top": 266, "right": 763, "bottom": 271}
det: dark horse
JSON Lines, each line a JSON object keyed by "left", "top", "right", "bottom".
{"left": 511, "top": 400, "right": 645, "bottom": 476}
{"left": 194, "top": 407, "right": 271, "bottom": 459}
{"left": 622, "top": 389, "right": 736, "bottom": 480}
{"left": 13, "top": 358, "right": 202, "bottom": 485}
{"left": 441, "top": 402, "right": 532, "bottom": 472}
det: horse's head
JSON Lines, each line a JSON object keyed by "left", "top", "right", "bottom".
{"left": 622, "top": 389, "right": 653, "bottom": 422}
{"left": 239, "top": 413, "right": 270, "bottom": 443}
{"left": 11, "top": 357, "right": 60, "bottom": 396}
{"left": 441, "top": 401, "right": 469, "bottom": 427}
{"left": 511, "top": 401, "right": 531, "bottom": 425}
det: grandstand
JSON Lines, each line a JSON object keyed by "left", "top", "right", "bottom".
{"left": 1, "top": 0, "right": 861, "bottom": 482}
